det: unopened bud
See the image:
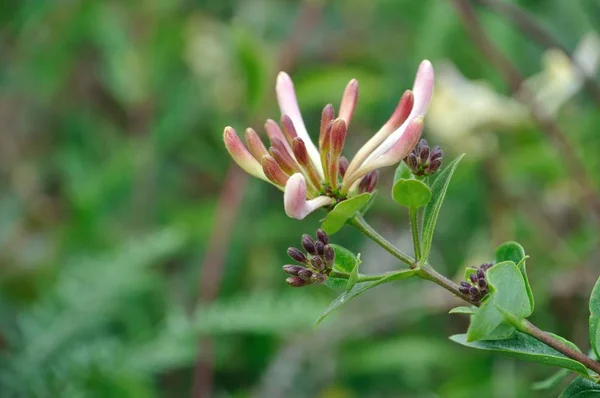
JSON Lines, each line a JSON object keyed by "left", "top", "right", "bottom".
{"left": 269, "top": 145, "right": 297, "bottom": 175}
{"left": 315, "top": 240, "right": 325, "bottom": 256}
{"left": 469, "top": 273, "right": 478, "bottom": 284}
{"left": 245, "top": 128, "right": 268, "bottom": 161}
{"left": 262, "top": 155, "right": 289, "bottom": 186}
{"left": 311, "top": 273, "right": 327, "bottom": 284}
{"left": 316, "top": 229, "right": 328, "bottom": 244}
{"left": 418, "top": 139, "right": 430, "bottom": 163}
{"left": 476, "top": 269, "right": 485, "bottom": 280}
{"left": 338, "top": 156, "right": 349, "bottom": 178}
{"left": 323, "top": 244, "right": 335, "bottom": 265}
{"left": 286, "top": 276, "right": 309, "bottom": 287}
{"left": 302, "top": 234, "right": 317, "bottom": 255}
{"left": 329, "top": 118, "right": 347, "bottom": 156}
{"left": 429, "top": 158, "right": 442, "bottom": 174}
{"left": 280, "top": 114, "right": 298, "bottom": 142}
{"left": 478, "top": 278, "right": 487, "bottom": 289}
{"left": 292, "top": 138, "right": 310, "bottom": 168}
{"left": 282, "top": 265, "right": 304, "bottom": 276}
{"left": 310, "top": 256, "right": 325, "bottom": 271}
{"left": 298, "top": 268, "right": 313, "bottom": 280}
{"left": 430, "top": 145, "right": 443, "bottom": 161}
{"left": 459, "top": 285, "right": 470, "bottom": 295}
{"left": 359, "top": 170, "right": 379, "bottom": 193}
{"left": 287, "top": 247, "right": 307, "bottom": 264}
{"left": 320, "top": 104, "right": 335, "bottom": 148}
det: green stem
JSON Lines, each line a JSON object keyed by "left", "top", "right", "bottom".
{"left": 348, "top": 215, "right": 415, "bottom": 267}
{"left": 351, "top": 214, "right": 600, "bottom": 377}
{"left": 330, "top": 271, "right": 403, "bottom": 283}
{"left": 409, "top": 207, "right": 421, "bottom": 261}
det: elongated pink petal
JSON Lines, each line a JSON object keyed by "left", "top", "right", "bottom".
{"left": 339, "top": 79, "right": 358, "bottom": 126}
{"left": 224, "top": 126, "right": 269, "bottom": 182}
{"left": 344, "top": 90, "right": 414, "bottom": 180}
{"left": 349, "top": 117, "right": 424, "bottom": 183}
{"left": 364, "top": 60, "right": 434, "bottom": 162}
{"left": 284, "top": 173, "right": 333, "bottom": 219}
{"left": 276, "top": 72, "right": 323, "bottom": 176}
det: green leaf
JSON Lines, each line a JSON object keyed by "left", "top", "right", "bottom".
{"left": 532, "top": 368, "right": 569, "bottom": 391}
{"left": 449, "top": 306, "right": 477, "bottom": 315}
{"left": 467, "top": 295, "right": 515, "bottom": 342}
{"left": 495, "top": 241, "right": 534, "bottom": 311}
{"left": 451, "top": 332, "right": 591, "bottom": 377}
{"left": 560, "top": 377, "right": 600, "bottom": 397}
{"left": 420, "top": 154, "right": 465, "bottom": 265}
{"left": 316, "top": 269, "right": 416, "bottom": 326}
{"left": 393, "top": 161, "right": 413, "bottom": 183}
{"left": 360, "top": 190, "right": 378, "bottom": 216}
{"left": 322, "top": 193, "right": 372, "bottom": 235}
{"left": 486, "top": 261, "right": 533, "bottom": 321}
{"left": 391, "top": 178, "right": 431, "bottom": 208}
{"left": 325, "top": 277, "right": 348, "bottom": 290}
{"left": 330, "top": 244, "right": 357, "bottom": 273}
{"left": 346, "top": 254, "right": 362, "bottom": 292}
{"left": 589, "top": 276, "right": 600, "bottom": 358}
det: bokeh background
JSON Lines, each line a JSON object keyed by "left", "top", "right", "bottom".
{"left": 1, "top": 0, "right": 600, "bottom": 397}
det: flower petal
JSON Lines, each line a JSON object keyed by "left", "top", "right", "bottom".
{"left": 284, "top": 173, "right": 333, "bottom": 219}
{"left": 224, "top": 126, "right": 269, "bottom": 182}
{"left": 276, "top": 72, "right": 323, "bottom": 176}
{"left": 364, "top": 60, "right": 434, "bottom": 162}
{"left": 345, "top": 117, "right": 423, "bottom": 187}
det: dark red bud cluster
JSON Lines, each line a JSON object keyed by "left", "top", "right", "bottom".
{"left": 404, "top": 139, "right": 443, "bottom": 177}
{"left": 459, "top": 263, "right": 494, "bottom": 303}
{"left": 283, "top": 228, "right": 335, "bottom": 287}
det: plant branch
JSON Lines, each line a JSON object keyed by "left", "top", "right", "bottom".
{"left": 409, "top": 207, "right": 421, "bottom": 261}
{"left": 352, "top": 214, "right": 600, "bottom": 376}
{"left": 348, "top": 214, "right": 414, "bottom": 267}
{"left": 520, "top": 320, "right": 600, "bottom": 376}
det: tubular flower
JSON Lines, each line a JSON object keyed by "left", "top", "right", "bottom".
{"left": 223, "top": 60, "right": 435, "bottom": 219}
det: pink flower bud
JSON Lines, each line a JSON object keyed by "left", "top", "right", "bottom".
{"left": 245, "top": 128, "right": 268, "bottom": 161}
{"left": 292, "top": 137, "right": 310, "bottom": 168}
{"left": 339, "top": 79, "right": 358, "bottom": 126}
{"left": 319, "top": 104, "right": 335, "bottom": 148}
{"left": 284, "top": 173, "right": 334, "bottom": 219}
{"left": 270, "top": 137, "right": 299, "bottom": 174}
{"left": 329, "top": 118, "right": 347, "bottom": 156}
{"left": 223, "top": 126, "right": 268, "bottom": 182}
{"left": 280, "top": 114, "right": 298, "bottom": 143}
{"left": 262, "top": 155, "right": 290, "bottom": 187}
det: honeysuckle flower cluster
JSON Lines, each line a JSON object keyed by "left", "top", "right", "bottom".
{"left": 224, "top": 60, "right": 434, "bottom": 219}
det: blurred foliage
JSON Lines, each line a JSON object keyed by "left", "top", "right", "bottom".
{"left": 1, "top": 0, "right": 600, "bottom": 397}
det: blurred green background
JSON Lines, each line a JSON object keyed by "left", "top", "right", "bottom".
{"left": 1, "top": 0, "right": 600, "bottom": 396}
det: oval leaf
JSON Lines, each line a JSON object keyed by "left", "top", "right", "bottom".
{"left": 589, "top": 276, "right": 600, "bottom": 358}
{"left": 330, "top": 244, "right": 357, "bottom": 273}
{"left": 420, "top": 154, "right": 465, "bottom": 265}
{"left": 486, "top": 261, "right": 533, "bottom": 321}
{"left": 392, "top": 178, "right": 432, "bottom": 208}
{"left": 560, "top": 377, "right": 600, "bottom": 397}
{"left": 322, "top": 193, "right": 372, "bottom": 235}
{"left": 451, "top": 332, "right": 591, "bottom": 377}
{"left": 495, "top": 241, "right": 534, "bottom": 311}
{"left": 467, "top": 296, "right": 515, "bottom": 342}
{"left": 316, "top": 269, "right": 416, "bottom": 326}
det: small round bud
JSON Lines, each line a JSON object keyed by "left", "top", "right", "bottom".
{"left": 282, "top": 265, "right": 303, "bottom": 276}
{"left": 459, "top": 286, "right": 470, "bottom": 294}
{"left": 316, "top": 229, "right": 329, "bottom": 245}
{"left": 430, "top": 146, "right": 443, "bottom": 161}
{"left": 311, "top": 256, "right": 325, "bottom": 271}
{"left": 478, "top": 278, "right": 487, "bottom": 288}
{"left": 287, "top": 247, "right": 307, "bottom": 264}
{"left": 460, "top": 281, "right": 471, "bottom": 288}
{"left": 428, "top": 159, "right": 442, "bottom": 174}
{"left": 469, "top": 273, "right": 478, "bottom": 284}
{"left": 476, "top": 269, "right": 485, "bottom": 280}
{"left": 311, "top": 273, "right": 327, "bottom": 284}
{"left": 469, "top": 287, "right": 479, "bottom": 296}
{"left": 298, "top": 268, "right": 313, "bottom": 280}
{"left": 406, "top": 153, "right": 418, "bottom": 169}
{"left": 301, "top": 234, "right": 317, "bottom": 255}
{"left": 286, "top": 276, "right": 309, "bottom": 287}
{"left": 315, "top": 241, "right": 325, "bottom": 256}
{"left": 323, "top": 244, "right": 335, "bottom": 265}
{"left": 418, "top": 144, "right": 430, "bottom": 163}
